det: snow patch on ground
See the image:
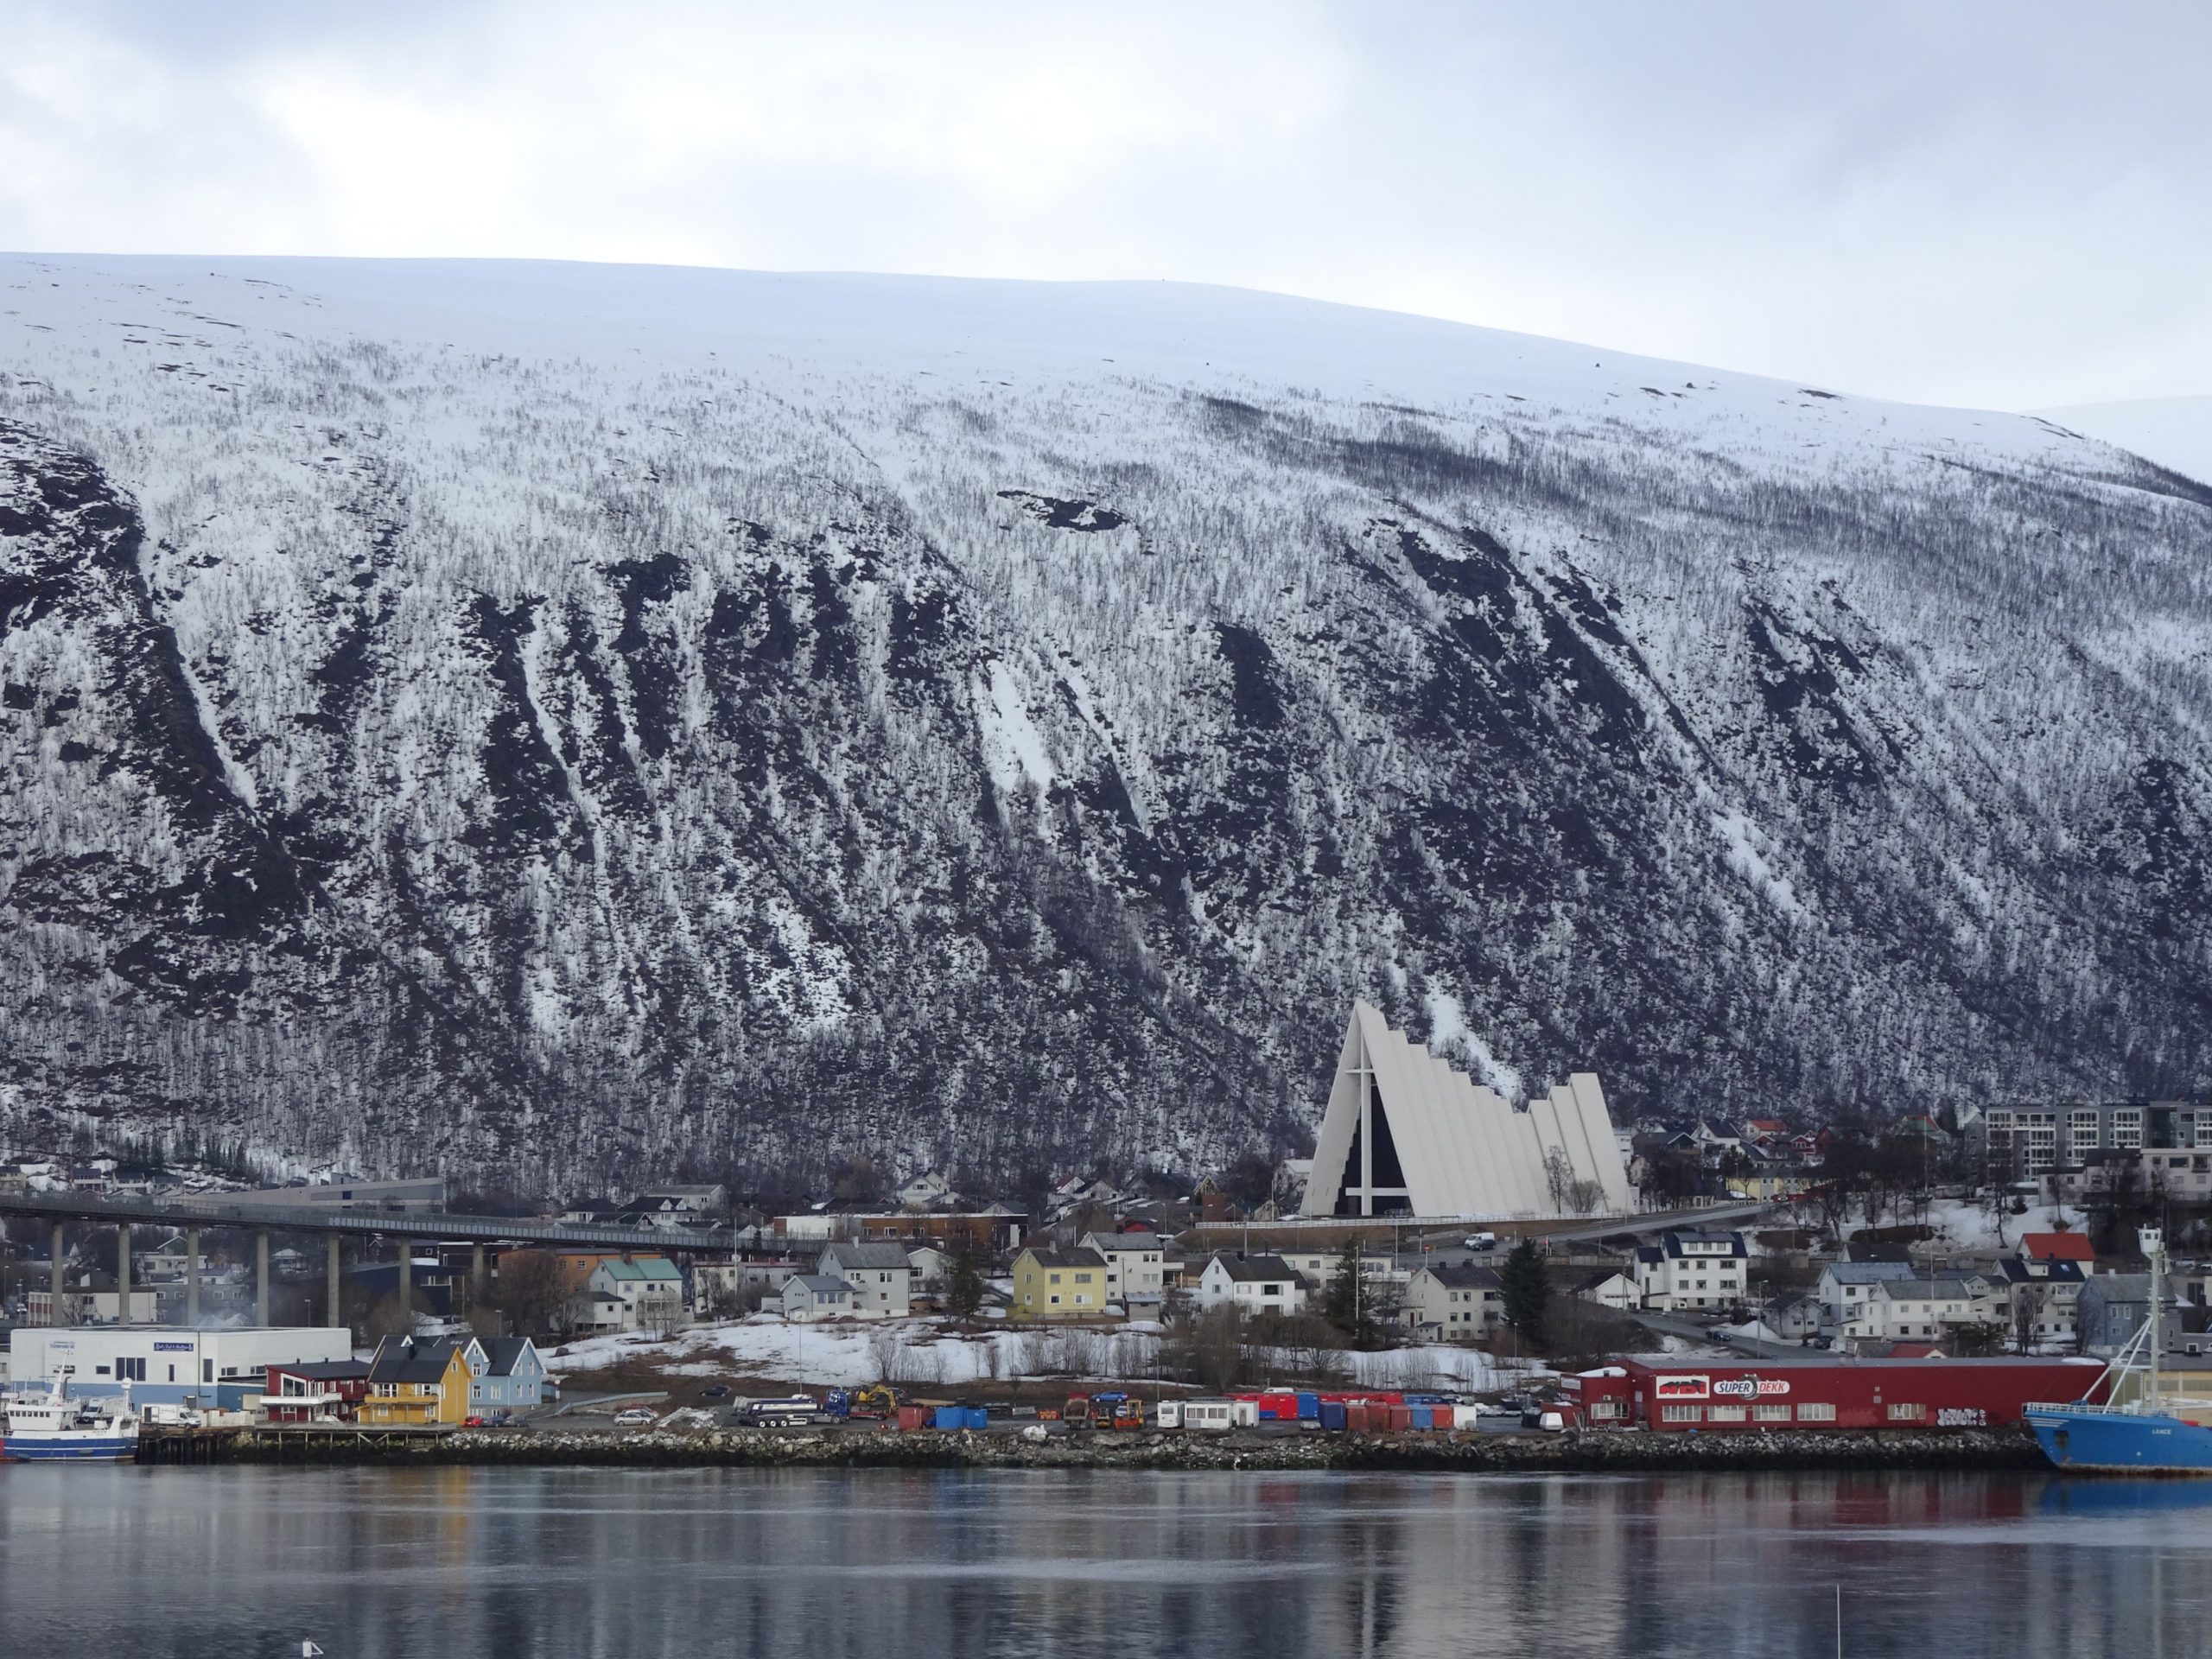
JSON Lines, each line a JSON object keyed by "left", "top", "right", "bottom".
{"left": 545, "top": 1315, "right": 1549, "bottom": 1393}
{"left": 1709, "top": 808, "right": 1810, "bottom": 924}
{"left": 975, "top": 660, "right": 1054, "bottom": 802}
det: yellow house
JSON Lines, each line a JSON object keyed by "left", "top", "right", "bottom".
{"left": 359, "top": 1335, "right": 475, "bottom": 1427}
{"left": 1008, "top": 1245, "right": 1115, "bottom": 1321}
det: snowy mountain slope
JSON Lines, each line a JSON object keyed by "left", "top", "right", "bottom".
{"left": 2037, "top": 396, "right": 2212, "bottom": 489}
{"left": 3, "top": 256, "right": 2210, "bottom": 1193}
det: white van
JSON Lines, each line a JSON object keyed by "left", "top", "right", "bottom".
{"left": 1464, "top": 1232, "right": 1499, "bottom": 1251}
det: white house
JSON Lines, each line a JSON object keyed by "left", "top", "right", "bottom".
{"left": 817, "top": 1242, "right": 914, "bottom": 1319}
{"left": 1194, "top": 1254, "right": 1307, "bottom": 1318}
{"left": 780, "top": 1275, "right": 854, "bottom": 1322}
{"left": 583, "top": 1256, "right": 685, "bottom": 1332}
{"left": 1079, "top": 1231, "right": 1166, "bottom": 1309}
{"left": 1402, "top": 1264, "right": 1503, "bottom": 1340}
{"left": 895, "top": 1171, "right": 960, "bottom": 1211}
{"left": 1815, "top": 1260, "right": 1921, "bottom": 1326}
{"left": 1847, "top": 1274, "right": 1997, "bottom": 1344}
{"left": 1575, "top": 1269, "right": 1641, "bottom": 1312}
{"left": 1632, "top": 1230, "right": 1749, "bottom": 1312}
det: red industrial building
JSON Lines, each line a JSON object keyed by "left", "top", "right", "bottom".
{"left": 1560, "top": 1356, "right": 2108, "bottom": 1433}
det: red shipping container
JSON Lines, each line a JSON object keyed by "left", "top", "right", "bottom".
{"left": 897, "top": 1405, "right": 927, "bottom": 1432}
{"left": 1345, "top": 1404, "right": 1372, "bottom": 1433}
{"left": 1386, "top": 1406, "right": 1413, "bottom": 1433}
{"left": 1255, "top": 1392, "right": 1299, "bottom": 1420}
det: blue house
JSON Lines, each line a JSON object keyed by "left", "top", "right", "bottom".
{"left": 466, "top": 1336, "right": 547, "bottom": 1414}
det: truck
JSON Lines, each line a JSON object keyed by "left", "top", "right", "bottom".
{"left": 1088, "top": 1391, "right": 1128, "bottom": 1430}
{"left": 1064, "top": 1393, "right": 1092, "bottom": 1427}
{"left": 741, "top": 1395, "right": 821, "bottom": 1427}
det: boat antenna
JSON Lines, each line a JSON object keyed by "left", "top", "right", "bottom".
{"left": 1834, "top": 1581, "right": 1844, "bottom": 1657}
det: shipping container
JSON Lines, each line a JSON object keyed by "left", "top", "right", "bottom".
{"left": 1295, "top": 1392, "right": 1320, "bottom": 1421}
{"left": 1344, "top": 1403, "right": 1372, "bottom": 1433}
{"left": 1386, "top": 1406, "right": 1413, "bottom": 1433}
{"left": 1319, "top": 1401, "right": 1349, "bottom": 1432}
{"left": 1409, "top": 1406, "right": 1433, "bottom": 1430}
{"left": 897, "top": 1405, "right": 928, "bottom": 1432}
{"left": 1451, "top": 1405, "right": 1485, "bottom": 1431}
{"left": 933, "top": 1406, "right": 968, "bottom": 1431}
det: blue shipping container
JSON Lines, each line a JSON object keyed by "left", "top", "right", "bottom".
{"left": 1295, "top": 1392, "right": 1320, "bottom": 1421}
{"left": 1319, "top": 1401, "right": 1349, "bottom": 1432}
{"left": 934, "top": 1407, "right": 966, "bottom": 1431}
{"left": 965, "top": 1408, "right": 990, "bottom": 1430}
{"left": 1410, "top": 1406, "right": 1433, "bottom": 1430}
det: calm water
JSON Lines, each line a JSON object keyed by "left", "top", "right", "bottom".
{"left": 2, "top": 1465, "right": 2209, "bottom": 1658}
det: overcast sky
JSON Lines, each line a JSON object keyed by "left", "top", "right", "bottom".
{"left": 3, "top": 0, "right": 2206, "bottom": 410}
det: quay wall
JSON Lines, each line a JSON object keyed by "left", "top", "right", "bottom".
{"left": 155, "top": 1427, "right": 2050, "bottom": 1473}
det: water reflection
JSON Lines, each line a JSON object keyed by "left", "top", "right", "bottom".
{"left": 0, "top": 1465, "right": 2207, "bottom": 1658}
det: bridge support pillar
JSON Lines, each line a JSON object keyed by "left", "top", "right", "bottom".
{"left": 117, "top": 1221, "right": 131, "bottom": 1326}
{"left": 471, "top": 1243, "right": 486, "bottom": 1323}
{"left": 51, "top": 1222, "right": 66, "bottom": 1326}
{"left": 186, "top": 1228, "right": 200, "bottom": 1325}
{"left": 327, "top": 1234, "right": 342, "bottom": 1330}
{"left": 256, "top": 1229, "right": 270, "bottom": 1326}
{"left": 398, "top": 1239, "right": 413, "bottom": 1319}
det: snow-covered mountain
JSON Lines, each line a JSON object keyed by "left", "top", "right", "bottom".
{"left": 3, "top": 255, "right": 2209, "bottom": 1194}
{"left": 2037, "top": 397, "right": 2212, "bottom": 490}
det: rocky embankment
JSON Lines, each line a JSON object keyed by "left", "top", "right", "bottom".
{"left": 207, "top": 1427, "right": 2049, "bottom": 1472}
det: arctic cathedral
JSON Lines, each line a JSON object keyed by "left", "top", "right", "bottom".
{"left": 1300, "top": 1001, "right": 1635, "bottom": 1222}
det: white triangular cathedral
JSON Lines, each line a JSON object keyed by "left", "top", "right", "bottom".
{"left": 1300, "top": 1000, "right": 1634, "bottom": 1220}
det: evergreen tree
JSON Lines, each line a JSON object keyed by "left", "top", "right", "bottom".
{"left": 1500, "top": 1238, "right": 1551, "bottom": 1352}
{"left": 947, "top": 1248, "right": 984, "bottom": 1325}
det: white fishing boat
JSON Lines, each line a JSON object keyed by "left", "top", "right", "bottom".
{"left": 2, "top": 1370, "right": 143, "bottom": 1462}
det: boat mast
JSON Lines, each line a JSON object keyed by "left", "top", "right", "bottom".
{"left": 2141, "top": 1227, "right": 2163, "bottom": 1414}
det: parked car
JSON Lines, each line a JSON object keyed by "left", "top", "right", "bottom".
{"left": 613, "top": 1408, "right": 658, "bottom": 1427}
{"left": 1463, "top": 1232, "right": 1499, "bottom": 1251}
{"left": 700, "top": 1385, "right": 730, "bottom": 1400}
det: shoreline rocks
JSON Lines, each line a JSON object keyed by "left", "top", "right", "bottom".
{"left": 203, "top": 1426, "right": 2049, "bottom": 1473}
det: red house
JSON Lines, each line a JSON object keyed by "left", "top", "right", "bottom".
{"left": 264, "top": 1359, "right": 372, "bottom": 1422}
{"left": 1560, "top": 1356, "right": 2107, "bottom": 1433}
{"left": 2020, "top": 1232, "right": 2095, "bottom": 1266}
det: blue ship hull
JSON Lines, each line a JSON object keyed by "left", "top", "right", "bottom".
{"left": 2028, "top": 1407, "right": 2212, "bottom": 1474}
{"left": 3, "top": 1435, "right": 137, "bottom": 1461}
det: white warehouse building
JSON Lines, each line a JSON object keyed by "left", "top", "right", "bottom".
{"left": 8, "top": 1326, "right": 352, "bottom": 1411}
{"left": 1300, "top": 1001, "right": 1635, "bottom": 1221}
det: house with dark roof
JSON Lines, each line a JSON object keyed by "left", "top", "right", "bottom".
{"left": 817, "top": 1241, "right": 915, "bottom": 1319}
{"left": 1403, "top": 1263, "right": 1504, "bottom": 1339}
{"left": 467, "top": 1336, "right": 546, "bottom": 1414}
{"left": 1008, "top": 1246, "right": 1114, "bottom": 1321}
{"left": 1632, "top": 1230, "right": 1749, "bottom": 1312}
{"left": 1194, "top": 1254, "right": 1306, "bottom": 1318}
{"left": 359, "top": 1336, "right": 473, "bottom": 1427}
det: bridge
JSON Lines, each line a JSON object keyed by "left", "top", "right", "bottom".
{"left": 0, "top": 1187, "right": 740, "bottom": 1331}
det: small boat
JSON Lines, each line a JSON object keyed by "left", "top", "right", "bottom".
{"left": 1, "top": 1370, "right": 143, "bottom": 1462}
{"left": 2026, "top": 1226, "right": 2212, "bottom": 1474}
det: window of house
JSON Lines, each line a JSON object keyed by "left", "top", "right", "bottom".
{"left": 1796, "top": 1402, "right": 1837, "bottom": 1422}
{"left": 1049, "top": 1274, "right": 1062, "bottom": 1286}
{"left": 1049, "top": 1294, "right": 1061, "bottom": 1306}
{"left": 1075, "top": 1274, "right": 1092, "bottom": 1284}
{"left": 1661, "top": 1404, "right": 1703, "bottom": 1423}
{"left": 1707, "top": 1404, "right": 1747, "bottom": 1422}
{"left": 1754, "top": 1404, "right": 1791, "bottom": 1423}
{"left": 1887, "top": 1402, "right": 1923, "bottom": 1422}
